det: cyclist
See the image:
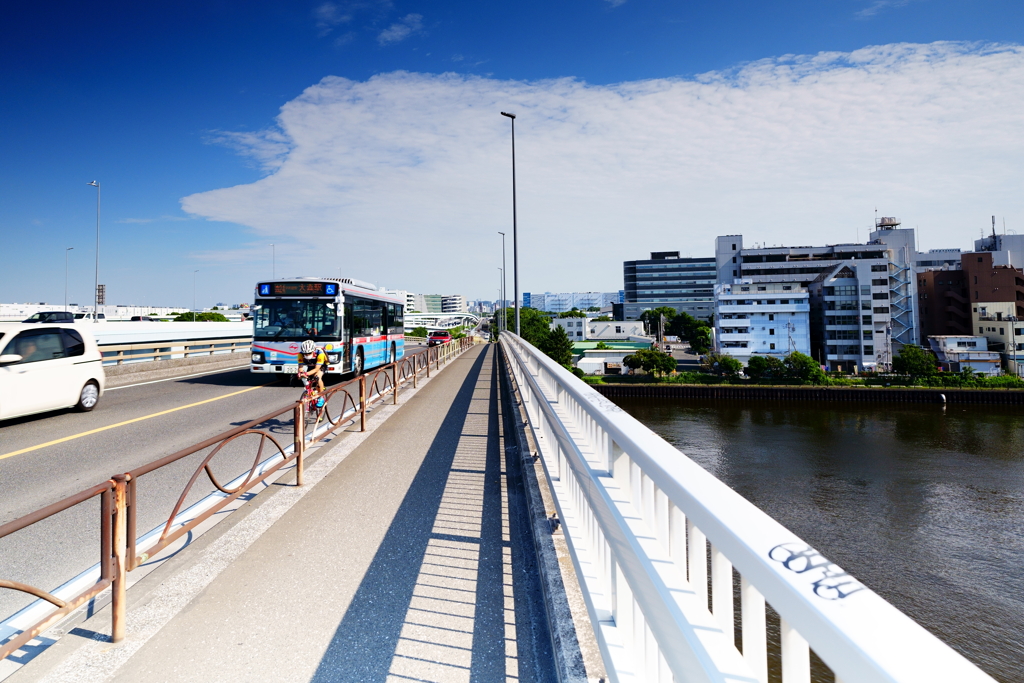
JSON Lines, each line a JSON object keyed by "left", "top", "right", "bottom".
{"left": 297, "top": 339, "right": 328, "bottom": 407}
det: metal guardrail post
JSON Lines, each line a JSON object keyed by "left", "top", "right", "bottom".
{"left": 111, "top": 474, "right": 129, "bottom": 643}
{"left": 293, "top": 404, "right": 304, "bottom": 486}
{"left": 413, "top": 354, "right": 418, "bottom": 388}
{"left": 426, "top": 350, "right": 431, "bottom": 377}
{"left": 359, "top": 376, "right": 366, "bottom": 431}
{"left": 393, "top": 363, "right": 398, "bottom": 404}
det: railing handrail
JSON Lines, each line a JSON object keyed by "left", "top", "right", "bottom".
{"left": 99, "top": 336, "right": 251, "bottom": 351}
{"left": 500, "top": 332, "right": 992, "bottom": 683}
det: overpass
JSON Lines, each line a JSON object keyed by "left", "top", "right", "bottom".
{"left": 0, "top": 336, "right": 996, "bottom": 682}
{"left": 404, "top": 311, "right": 480, "bottom": 332}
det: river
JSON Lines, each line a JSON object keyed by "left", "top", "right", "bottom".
{"left": 611, "top": 397, "right": 1024, "bottom": 683}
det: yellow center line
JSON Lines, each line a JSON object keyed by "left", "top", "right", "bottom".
{"left": 0, "top": 382, "right": 278, "bottom": 461}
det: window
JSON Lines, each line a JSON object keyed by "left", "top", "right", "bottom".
{"left": 732, "top": 243, "right": 737, "bottom": 250}
{"left": 9, "top": 330, "right": 65, "bottom": 363}
{"left": 769, "top": 328, "right": 775, "bottom": 335}
{"left": 61, "top": 328, "right": 86, "bottom": 357}
{"left": 871, "top": 279, "right": 887, "bottom": 286}
{"left": 615, "top": 326, "right": 622, "bottom": 333}
{"left": 978, "top": 257, "right": 983, "bottom": 262}
{"left": 741, "top": 286, "right": 750, "bottom": 292}
{"left": 769, "top": 343, "right": 776, "bottom": 350}
{"left": 352, "top": 298, "right": 382, "bottom": 337}
{"left": 871, "top": 264, "right": 887, "bottom": 272}
{"left": 783, "top": 285, "right": 792, "bottom": 291}
{"left": 863, "top": 345, "right": 874, "bottom": 355}
{"left": 1000, "top": 328, "right": 1005, "bottom": 335}
{"left": 780, "top": 299, "right": 789, "bottom": 304}
{"left": 974, "top": 276, "right": 978, "bottom": 284}
{"left": 861, "top": 286, "right": 871, "bottom": 295}
{"left": 733, "top": 270, "right": 737, "bottom": 276}
{"left": 732, "top": 257, "right": 736, "bottom": 263}
{"left": 576, "top": 331, "right": 582, "bottom": 337}
{"left": 874, "top": 307, "right": 888, "bottom": 314}
{"left": 863, "top": 315, "right": 872, "bottom": 325}
{"left": 975, "top": 291, "right": 979, "bottom": 299}
{"left": 862, "top": 331, "right": 872, "bottom": 340}
{"left": 767, "top": 300, "right": 776, "bottom": 305}
{"left": 768, "top": 314, "right": 774, "bottom": 321}
{"left": 872, "top": 293, "right": 889, "bottom": 300}
{"left": 979, "top": 327, "right": 984, "bottom": 333}
{"left": 757, "top": 286, "right": 766, "bottom": 291}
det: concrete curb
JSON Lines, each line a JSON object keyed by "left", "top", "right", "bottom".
{"left": 496, "top": 343, "right": 603, "bottom": 683}
{"left": 104, "top": 354, "right": 249, "bottom": 387}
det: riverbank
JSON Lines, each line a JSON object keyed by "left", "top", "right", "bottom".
{"left": 592, "top": 382, "right": 1024, "bottom": 404}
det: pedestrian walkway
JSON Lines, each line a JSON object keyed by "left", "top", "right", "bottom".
{"left": 37, "top": 345, "right": 557, "bottom": 683}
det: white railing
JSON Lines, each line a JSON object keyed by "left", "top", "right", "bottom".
{"left": 499, "top": 333, "right": 993, "bottom": 683}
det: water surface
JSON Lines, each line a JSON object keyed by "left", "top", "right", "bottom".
{"left": 612, "top": 397, "right": 1024, "bottom": 683}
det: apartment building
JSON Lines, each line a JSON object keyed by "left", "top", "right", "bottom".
{"left": 713, "top": 280, "right": 811, "bottom": 364}
{"left": 524, "top": 291, "right": 621, "bottom": 313}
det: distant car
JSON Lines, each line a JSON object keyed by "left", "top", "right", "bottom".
{"left": 74, "top": 312, "right": 107, "bottom": 321}
{"left": 428, "top": 330, "right": 453, "bottom": 346}
{"left": 130, "top": 316, "right": 159, "bottom": 321}
{"left": 0, "top": 322, "right": 105, "bottom": 420}
{"left": 23, "top": 311, "right": 75, "bottom": 324}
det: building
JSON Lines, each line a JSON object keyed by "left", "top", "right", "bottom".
{"left": 926, "top": 336, "right": 1001, "bottom": 376}
{"left": 441, "top": 295, "right": 467, "bottom": 313}
{"left": 549, "top": 318, "right": 647, "bottom": 342}
{"left": 713, "top": 280, "right": 810, "bottom": 364}
{"left": 959, "top": 251, "right": 1024, "bottom": 373}
{"left": 916, "top": 269, "right": 970, "bottom": 340}
{"left": 716, "top": 217, "right": 922, "bottom": 370}
{"left": 523, "top": 291, "right": 621, "bottom": 313}
{"left": 551, "top": 317, "right": 588, "bottom": 340}
{"left": 622, "top": 251, "right": 717, "bottom": 321}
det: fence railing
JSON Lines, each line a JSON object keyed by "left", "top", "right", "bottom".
{"left": 0, "top": 338, "right": 476, "bottom": 662}
{"left": 499, "top": 332, "right": 993, "bottom": 683}
{"left": 99, "top": 336, "right": 252, "bottom": 365}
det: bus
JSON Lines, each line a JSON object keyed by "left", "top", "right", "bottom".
{"left": 249, "top": 277, "right": 404, "bottom": 377}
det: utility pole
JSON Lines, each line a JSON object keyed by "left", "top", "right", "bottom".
{"left": 87, "top": 181, "right": 100, "bottom": 322}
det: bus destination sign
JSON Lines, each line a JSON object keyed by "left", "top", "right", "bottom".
{"left": 258, "top": 282, "right": 338, "bottom": 297}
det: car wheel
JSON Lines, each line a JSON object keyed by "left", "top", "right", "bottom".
{"left": 76, "top": 381, "right": 100, "bottom": 412}
{"left": 353, "top": 349, "right": 364, "bottom": 376}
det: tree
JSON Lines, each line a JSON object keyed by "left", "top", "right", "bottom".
{"left": 701, "top": 353, "right": 742, "bottom": 377}
{"left": 174, "top": 312, "right": 228, "bottom": 322}
{"left": 623, "top": 348, "right": 677, "bottom": 377}
{"left": 558, "top": 309, "right": 587, "bottom": 318}
{"left": 892, "top": 345, "right": 937, "bottom": 377}
{"left": 593, "top": 315, "right": 612, "bottom": 321}
{"left": 411, "top": 326, "right": 429, "bottom": 338}
{"left": 690, "top": 327, "right": 712, "bottom": 355}
{"left": 586, "top": 306, "right": 601, "bottom": 312}
{"left": 595, "top": 341, "right": 611, "bottom": 350}
{"left": 746, "top": 355, "right": 787, "bottom": 380}
{"left": 541, "top": 326, "right": 575, "bottom": 365}
{"left": 503, "top": 307, "right": 553, "bottom": 348}
{"left": 784, "top": 351, "right": 827, "bottom": 385}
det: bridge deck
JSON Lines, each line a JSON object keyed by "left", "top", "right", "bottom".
{"left": 80, "top": 345, "right": 554, "bottom": 682}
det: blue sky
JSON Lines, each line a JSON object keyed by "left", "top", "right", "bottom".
{"left": 3, "top": 1, "right": 1024, "bottom": 308}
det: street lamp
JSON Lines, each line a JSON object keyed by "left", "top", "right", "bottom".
{"left": 498, "top": 230, "right": 507, "bottom": 331}
{"left": 193, "top": 270, "right": 199, "bottom": 322}
{"left": 65, "top": 247, "right": 74, "bottom": 310}
{"left": 87, "top": 181, "right": 100, "bottom": 322}
{"left": 498, "top": 267, "right": 504, "bottom": 333}
{"left": 500, "top": 111, "right": 519, "bottom": 336}
{"left": 1009, "top": 315, "right": 1019, "bottom": 377}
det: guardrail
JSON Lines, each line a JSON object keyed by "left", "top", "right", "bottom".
{"left": 0, "top": 338, "right": 476, "bottom": 662}
{"left": 99, "top": 336, "right": 252, "bottom": 365}
{"left": 499, "top": 332, "right": 993, "bottom": 683}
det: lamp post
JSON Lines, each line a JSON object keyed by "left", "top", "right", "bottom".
{"left": 193, "top": 270, "right": 199, "bottom": 322}
{"left": 65, "top": 247, "right": 74, "bottom": 310}
{"left": 87, "top": 181, "right": 100, "bottom": 322}
{"left": 1009, "top": 315, "right": 1019, "bottom": 377}
{"left": 500, "top": 112, "right": 519, "bottom": 336}
{"left": 271, "top": 244, "right": 276, "bottom": 279}
{"left": 498, "top": 267, "right": 505, "bottom": 333}
{"left": 498, "top": 231, "right": 507, "bottom": 333}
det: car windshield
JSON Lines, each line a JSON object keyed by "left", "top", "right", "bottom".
{"left": 253, "top": 300, "right": 339, "bottom": 341}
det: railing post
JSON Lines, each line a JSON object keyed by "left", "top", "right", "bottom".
{"left": 742, "top": 577, "right": 768, "bottom": 683}
{"left": 111, "top": 474, "right": 129, "bottom": 643}
{"left": 359, "top": 376, "right": 367, "bottom": 431}
{"left": 413, "top": 355, "right": 418, "bottom": 388}
{"left": 393, "top": 363, "right": 398, "bottom": 404}
{"left": 426, "top": 350, "right": 431, "bottom": 377}
{"left": 293, "top": 404, "right": 304, "bottom": 486}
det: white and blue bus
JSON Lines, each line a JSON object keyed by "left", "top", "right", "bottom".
{"left": 249, "top": 277, "right": 404, "bottom": 377}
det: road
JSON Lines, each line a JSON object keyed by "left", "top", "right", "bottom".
{"left": 0, "top": 345, "right": 426, "bottom": 621}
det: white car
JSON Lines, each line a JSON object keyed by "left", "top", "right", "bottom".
{"left": 0, "top": 323, "right": 106, "bottom": 421}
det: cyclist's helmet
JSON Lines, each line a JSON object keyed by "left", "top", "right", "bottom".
{"left": 301, "top": 339, "right": 316, "bottom": 354}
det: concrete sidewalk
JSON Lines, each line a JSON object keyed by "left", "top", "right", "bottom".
{"left": 24, "top": 345, "right": 558, "bottom": 683}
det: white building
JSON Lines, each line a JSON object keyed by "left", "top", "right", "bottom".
{"left": 713, "top": 280, "right": 811, "bottom": 365}
{"left": 550, "top": 318, "right": 648, "bottom": 342}
{"left": 441, "top": 295, "right": 467, "bottom": 313}
{"left": 525, "top": 291, "right": 621, "bottom": 313}
{"left": 927, "top": 336, "right": 1001, "bottom": 376}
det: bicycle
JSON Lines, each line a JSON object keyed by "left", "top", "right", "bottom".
{"left": 298, "top": 370, "right": 327, "bottom": 427}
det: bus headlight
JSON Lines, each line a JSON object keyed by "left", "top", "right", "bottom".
{"left": 327, "top": 353, "right": 341, "bottom": 364}
{"left": 251, "top": 352, "right": 265, "bottom": 363}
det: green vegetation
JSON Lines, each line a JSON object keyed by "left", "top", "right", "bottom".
{"left": 592, "top": 315, "right": 612, "bottom": 321}
{"left": 586, "top": 306, "right": 601, "bottom": 312}
{"left": 558, "top": 308, "right": 588, "bottom": 318}
{"left": 410, "top": 326, "right": 429, "bottom": 338}
{"left": 623, "top": 348, "right": 677, "bottom": 377}
{"left": 700, "top": 353, "right": 743, "bottom": 377}
{"left": 173, "top": 311, "right": 229, "bottom": 322}
{"left": 892, "top": 344, "right": 937, "bottom": 377}
{"left": 540, "top": 326, "right": 575, "bottom": 365}
{"left": 595, "top": 341, "right": 610, "bottom": 350}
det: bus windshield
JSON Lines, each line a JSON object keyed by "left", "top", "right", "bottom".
{"left": 253, "top": 300, "right": 340, "bottom": 341}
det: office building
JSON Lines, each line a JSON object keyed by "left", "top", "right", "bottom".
{"left": 622, "top": 251, "right": 717, "bottom": 320}
{"left": 523, "top": 291, "right": 621, "bottom": 313}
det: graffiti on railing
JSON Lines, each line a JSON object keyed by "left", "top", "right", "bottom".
{"left": 768, "top": 542, "right": 866, "bottom": 600}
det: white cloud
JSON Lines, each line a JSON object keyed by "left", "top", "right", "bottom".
{"left": 314, "top": 1, "right": 393, "bottom": 36}
{"left": 119, "top": 215, "right": 190, "bottom": 224}
{"left": 182, "top": 42, "right": 1024, "bottom": 299}
{"left": 856, "top": 0, "right": 919, "bottom": 18}
{"left": 378, "top": 14, "right": 423, "bottom": 45}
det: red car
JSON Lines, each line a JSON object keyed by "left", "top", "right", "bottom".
{"left": 428, "top": 330, "right": 452, "bottom": 346}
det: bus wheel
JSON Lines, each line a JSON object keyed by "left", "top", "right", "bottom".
{"left": 353, "top": 349, "right": 364, "bottom": 376}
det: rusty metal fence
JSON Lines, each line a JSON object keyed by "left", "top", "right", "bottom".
{"left": 0, "top": 338, "right": 475, "bottom": 662}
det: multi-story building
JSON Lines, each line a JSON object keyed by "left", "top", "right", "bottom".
{"left": 916, "top": 269, "right": 970, "bottom": 339}
{"left": 713, "top": 280, "right": 811, "bottom": 364}
{"left": 524, "top": 291, "right": 621, "bottom": 313}
{"left": 716, "top": 218, "right": 921, "bottom": 370}
{"left": 550, "top": 318, "right": 647, "bottom": 343}
{"left": 960, "top": 251, "right": 1024, "bottom": 373}
{"left": 441, "top": 295, "right": 467, "bottom": 313}
{"left": 622, "top": 251, "right": 716, "bottom": 320}
{"left": 926, "top": 336, "right": 1001, "bottom": 376}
